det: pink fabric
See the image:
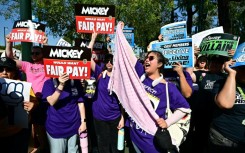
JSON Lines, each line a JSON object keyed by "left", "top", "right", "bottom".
{"left": 21, "top": 61, "right": 49, "bottom": 94}
{"left": 108, "top": 22, "right": 159, "bottom": 135}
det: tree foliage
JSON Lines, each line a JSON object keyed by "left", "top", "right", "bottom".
{"left": 1, "top": 0, "right": 245, "bottom": 49}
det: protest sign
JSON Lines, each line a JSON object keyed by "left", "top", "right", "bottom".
{"left": 75, "top": 4, "right": 115, "bottom": 34}
{"left": 192, "top": 26, "right": 223, "bottom": 49}
{"left": 160, "top": 21, "right": 187, "bottom": 41}
{"left": 56, "top": 38, "right": 72, "bottom": 47}
{"left": 75, "top": 38, "right": 107, "bottom": 63}
{"left": 108, "top": 26, "right": 135, "bottom": 54}
{"left": 199, "top": 33, "right": 240, "bottom": 57}
{"left": 43, "top": 46, "right": 91, "bottom": 79}
{"left": 10, "top": 20, "right": 46, "bottom": 44}
{"left": 0, "top": 78, "right": 32, "bottom": 128}
{"left": 152, "top": 38, "right": 193, "bottom": 68}
{"left": 231, "top": 42, "right": 245, "bottom": 67}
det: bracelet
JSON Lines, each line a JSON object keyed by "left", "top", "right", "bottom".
{"left": 55, "top": 88, "right": 63, "bottom": 93}
{"left": 81, "top": 118, "right": 87, "bottom": 122}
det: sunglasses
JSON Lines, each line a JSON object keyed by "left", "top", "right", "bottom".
{"left": 31, "top": 52, "right": 41, "bottom": 56}
{"left": 0, "top": 67, "right": 14, "bottom": 72}
{"left": 145, "top": 56, "right": 155, "bottom": 61}
{"left": 104, "top": 59, "right": 113, "bottom": 65}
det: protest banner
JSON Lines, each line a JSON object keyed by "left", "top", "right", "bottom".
{"left": 0, "top": 78, "right": 32, "bottom": 128}
{"left": 75, "top": 38, "right": 106, "bottom": 63}
{"left": 151, "top": 38, "right": 193, "bottom": 68}
{"left": 75, "top": 4, "right": 115, "bottom": 34}
{"left": 10, "top": 20, "right": 46, "bottom": 44}
{"left": 43, "top": 46, "right": 91, "bottom": 79}
{"left": 199, "top": 33, "right": 240, "bottom": 57}
{"left": 160, "top": 21, "right": 187, "bottom": 41}
{"left": 231, "top": 42, "right": 245, "bottom": 67}
{"left": 192, "top": 26, "right": 224, "bottom": 53}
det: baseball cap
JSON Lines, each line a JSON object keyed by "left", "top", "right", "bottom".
{"left": 0, "top": 57, "right": 17, "bottom": 70}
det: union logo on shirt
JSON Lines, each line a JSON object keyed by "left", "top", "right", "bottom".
{"left": 204, "top": 80, "right": 216, "bottom": 90}
{"left": 30, "top": 67, "right": 45, "bottom": 74}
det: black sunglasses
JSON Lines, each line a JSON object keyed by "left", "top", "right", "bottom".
{"left": 31, "top": 52, "right": 41, "bottom": 56}
{"left": 104, "top": 59, "right": 113, "bottom": 65}
{"left": 0, "top": 67, "right": 14, "bottom": 72}
{"left": 145, "top": 56, "right": 155, "bottom": 61}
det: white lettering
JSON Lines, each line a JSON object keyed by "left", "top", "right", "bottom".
{"left": 81, "top": 7, "right": 109, "bottom": 15}
{"left": 49, "top": 49, "right": 84, "bottom": 59}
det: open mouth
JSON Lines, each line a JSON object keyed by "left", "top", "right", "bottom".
{"left": 145, "top": 63, "right": 150, "bottom": 68}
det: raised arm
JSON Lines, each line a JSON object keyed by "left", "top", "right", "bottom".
{"left": 215, "top": 60, "right": 236, "bottom": 109}
{"left": 88, "top": 31, "right": 98, "bottom": 72}
{"left": 173, "top": 62, "right": 192, "bottom": 98}
{"left": 46, "top": 73, "right": 69, "bottom": 106}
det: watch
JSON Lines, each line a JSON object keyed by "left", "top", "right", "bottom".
{"left": 82, "top": 118, "right": 87, "bottom": 122}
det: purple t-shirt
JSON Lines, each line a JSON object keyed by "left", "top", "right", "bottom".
{"left": 128, "top": 61, "right": 190, "bottom": 153}
{"left": 42, "top": 79, "right": 84, "bottom": 138}
{"left": 92, "top": 64, "right": 121, "bottom": 121}
{"left": 164, "top": 70, "right": 193, "bottom": 92}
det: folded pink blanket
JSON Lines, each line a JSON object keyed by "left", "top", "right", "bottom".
{"left": 108, "top": 22, "right": 158, "bottom": 135}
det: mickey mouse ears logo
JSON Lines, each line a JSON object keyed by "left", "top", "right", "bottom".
{"left": 231, "top": 42, "right": 245, "bottom": 67}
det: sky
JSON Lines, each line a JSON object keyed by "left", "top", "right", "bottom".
{"left": 0, "top": 16, "right": 60, "bottom": 46}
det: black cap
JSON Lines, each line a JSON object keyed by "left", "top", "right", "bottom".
{"left": 0, "top": 57, "right": 17, "bottom": 69}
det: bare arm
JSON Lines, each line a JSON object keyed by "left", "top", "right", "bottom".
{"left": 5, "top": 34, "right": 22, "bottom": 68}
{"left": 186, "top": 67, "right": 196, "bottom": 83}
{"left": 78, "top": 102, "right": 87, "bottom": 133}
{"left": 173, "top": 63, "right": 192, "bottom": 98}
{"left": 46, "top": 73, "right": 68, "bottom": 106}
{"left": 89, "top": 31, "right": 98, "bottom": 72}
{"left": 215, "top": 60, "right": 236, "bottom": 109}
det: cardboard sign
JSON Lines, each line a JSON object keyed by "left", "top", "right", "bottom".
{"left": 160, "top": 21, "right": 187, "bottom": 41}
{"left": 43, "top": 46, "right": 91, "bottom": 79}
{"left": 0, "top": 78, "right": 32, "bottom": 128}
{"left": 231, "top": 42, "right": 245, "bottom": 67}
{"left": 192, "top": 26, "right": 224, "bottom": 49}
{"left": 75, "top": 4, "right": 115, "bottom": 34}
{"left": 152, "top": 38, "right": 193, "bottom": 68}
{"left": 10, "top": 20, "right": 46, "bottom": 44}
{"left": 200, "top": 33, "right": 240, "bottom": 57}
{"left": 56, "top": 38, "right": 72, "bottom": 47}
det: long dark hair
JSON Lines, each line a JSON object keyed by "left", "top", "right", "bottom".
{"left": 145, "top": 51, "right": 168, "bottom": 74}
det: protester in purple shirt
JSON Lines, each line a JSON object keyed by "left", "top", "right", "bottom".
{"left": 129, "top": 51, "right": 190, "bottom": 153}
{"left": 90, "top": 52, "right": 124, "bottom": 153}
{"left": 42, "top": 73, "right": 86, "bottom": 153}
{"left": 89, "top": 31, "right": 124, "bottom": 153}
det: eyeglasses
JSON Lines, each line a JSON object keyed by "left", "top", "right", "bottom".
{"left": 0, "top": 67, "right": 14, "bottom": 72}
{"left": 31, "top": 52, "right": 41, "bottom": 56}
{"left": 145, "top": 56, "right": 155, "bottom": 61}
{"left": 104, "top": 59, "right": 113, "bottom": 65}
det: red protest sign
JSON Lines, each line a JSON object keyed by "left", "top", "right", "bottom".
{"left": 43, "top": 59, "right": 91, "bottom": 79}
{"left": 76, "top": 16, "right": 115, "bottom": 34}
{"left": 75, "top": 4, "right": 115, "bottom": 34}
{"left": 10, "top": 20, "right": 46, "bottom": 44}
{"left": 43, "top": 45, "right": 92, "bottom": 79}
{"left": 10, "top": 28, "right": 45, "bottom": 43}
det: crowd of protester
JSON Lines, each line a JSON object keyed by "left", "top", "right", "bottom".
{"left": 0, "top": 21, "right": 244, "bottom": 153}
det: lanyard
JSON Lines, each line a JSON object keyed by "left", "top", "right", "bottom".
{"left": 237, "top": 86, "right": 245, "bottom": 100}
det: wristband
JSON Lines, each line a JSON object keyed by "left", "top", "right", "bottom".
{"left": 60, "top": 82, "right": 65, "bottom": 86}
{"left": 81, "top": 118, "right": 87, "bottom": 122}
{"left": 55, "top": 88, "right": 63, "bottom": 93}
